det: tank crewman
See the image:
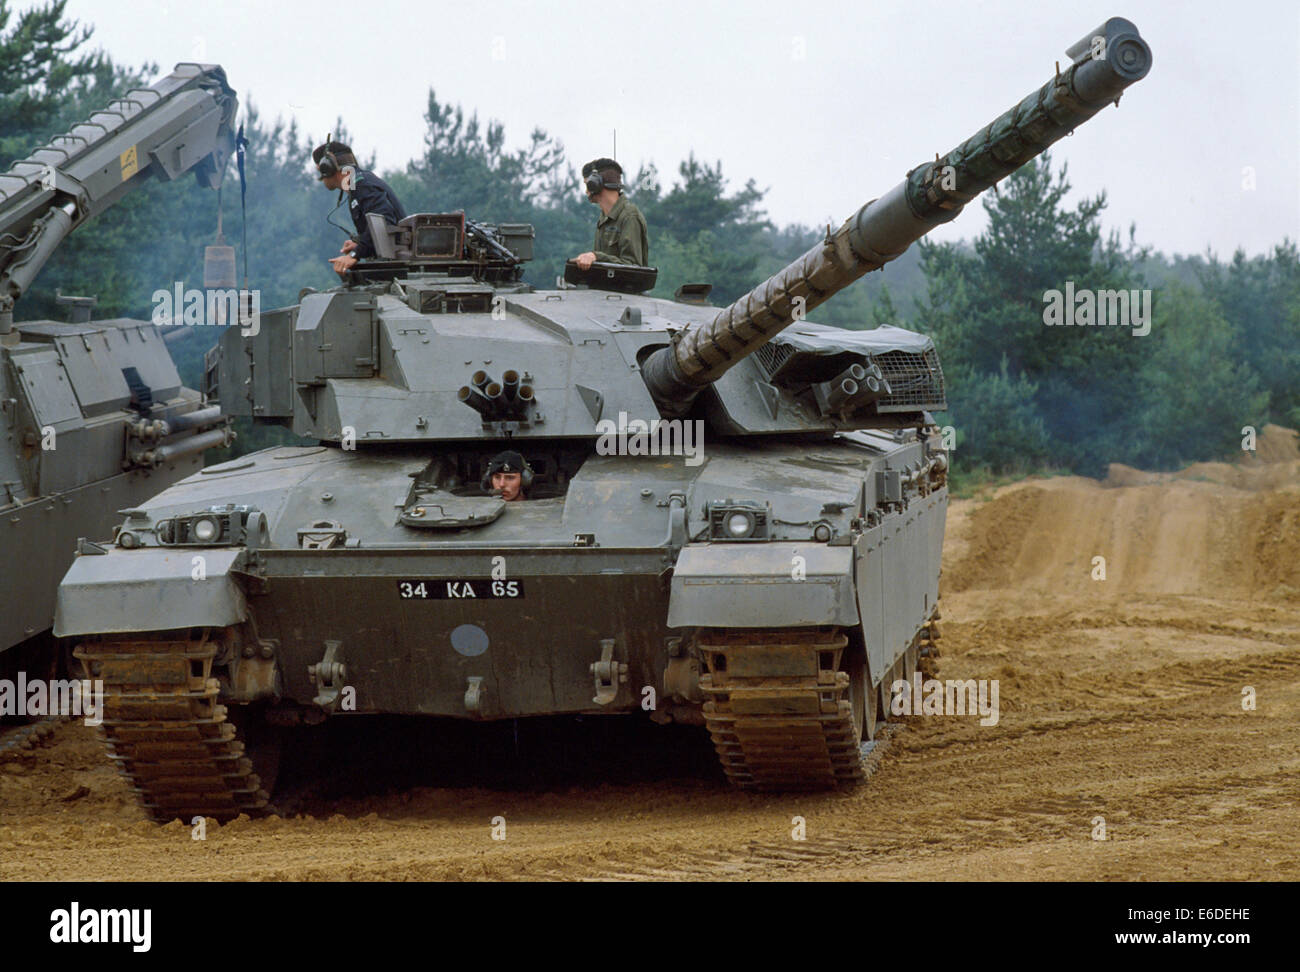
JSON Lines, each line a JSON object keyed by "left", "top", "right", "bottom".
{"left": 572, "top": 158, "right": 649, "bottom": 269}
{"left": 312, "top": 140, "right": 408, "bottom": 276}
{"left": 483, "top": 450, "right": 532, "bottom": 502}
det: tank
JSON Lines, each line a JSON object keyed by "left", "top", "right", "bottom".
{"left": 0, "top": 64, "right": 240, "bottom": 677}
{"left": 53, "top": 20, "right": 1152, "bottom": 819}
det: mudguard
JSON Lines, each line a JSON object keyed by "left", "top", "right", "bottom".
{"left": 668, "top": 543, "right": 859, "bottom": 628}
{"left": 54, "top": 547, "right": 249, "bottom": 636}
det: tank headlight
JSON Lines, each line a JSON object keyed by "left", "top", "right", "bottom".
{"left": 726, "top": 511, "right": 755, "bottom": 538}
{"left": 813, "top": 523, "right": 832, "bottom": 542}
{"left": 117, "top": 530, "right": 139, "bottom": 549}
{"left": 706, "top": 500, "right": 769, "bottom": 540}
{"left": 192, "top": 517, "right": 220, "bottom": 543}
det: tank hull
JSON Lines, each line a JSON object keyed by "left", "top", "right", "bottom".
{"left": 57, "top": 431, "right": 945, "bottom": 722}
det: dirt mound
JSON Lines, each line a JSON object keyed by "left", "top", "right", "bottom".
{"left": 1106, "top": 424, "right": 1300, "bottom": 490}
{"left": 1251, "top": 423, "right": 1300, "bottom": 464}
{"left": 948, "top": 433, "right": 1300, "bottom": 601}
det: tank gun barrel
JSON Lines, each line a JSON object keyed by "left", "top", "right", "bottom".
{"left": 642, "top": 18, "right": 1152, "bottom": 414}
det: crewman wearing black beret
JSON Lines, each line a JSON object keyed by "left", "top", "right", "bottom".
{"left": 483, "top": 451, "right": 533, "bottom": 502}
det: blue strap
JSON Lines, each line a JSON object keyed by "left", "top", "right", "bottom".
{"left": 236, "top": 123, "right": 249, "bottom": 284}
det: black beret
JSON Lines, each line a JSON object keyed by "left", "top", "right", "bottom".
{"left": 487, "top": 450, "right": 527, "bottom": 475}
{"left": 582, "top": 157, "right": 622, "bottom": 179}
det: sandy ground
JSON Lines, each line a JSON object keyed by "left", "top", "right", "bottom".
{"left": 2, "top": 426, "right": 1297, "bottom": 881}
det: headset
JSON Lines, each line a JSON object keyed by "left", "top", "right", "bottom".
{"left": 584, "top": 165, "right": 623, "bottom": 197}
{"left": 316, "top": 133, "right": 356, "bottom": 183}
{"left": 318, "top": 133, "right": 359, "bottom": 237}
{"left": 317, "top": 133, "right": 341, "bottom": 180}
{"left": 480, "top": 455, "right": 535, "bottom": 492}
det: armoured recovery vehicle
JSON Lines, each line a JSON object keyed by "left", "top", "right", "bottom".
{"left": 55, "top": 20, "right": 1151, "bottom": 819}
{"left": 0, "top": 65, "right": 239, "bottom": 676}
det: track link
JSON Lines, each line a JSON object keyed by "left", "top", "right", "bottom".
{"left": 698, "top": 627, "right": 865, "bottom": 790}
{"left": 74, "top": 630, "right": 269, "bottom": 822}
{"left": 0, "top": 715, "right": 67, "bottom": 763}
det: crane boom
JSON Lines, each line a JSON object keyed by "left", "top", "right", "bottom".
{"left": 0, "top": 63, "right": 238, "bottom": 337}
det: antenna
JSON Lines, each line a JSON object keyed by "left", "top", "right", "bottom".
{"left": 613, "top": 129, "right": 617, "bottom": 160}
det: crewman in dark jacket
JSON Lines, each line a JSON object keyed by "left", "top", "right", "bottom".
{"left": 312, "top": 140, "right": 407, "bottom": 275}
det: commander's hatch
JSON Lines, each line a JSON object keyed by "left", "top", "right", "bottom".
{"left": 563, "top": 260, "right": 657, "bottom": 294}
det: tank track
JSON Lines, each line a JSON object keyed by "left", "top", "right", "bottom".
{"left": 698, "top": 627, "right": 866, "bottom": 790}
{"left": 74, "top": 629, "right": 269, "bottom": 822}
{"left": 0, "top": 715, "right": 67, "bottom": 763}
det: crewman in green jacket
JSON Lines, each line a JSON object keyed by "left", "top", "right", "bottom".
{"left": 572, "top": 158, "right": 649, "bottom": 268}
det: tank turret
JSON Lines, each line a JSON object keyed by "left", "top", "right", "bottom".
{"left": 209, "top": 23, "right": 1154, "bottom": 447}
{"left": 642, "top": 17, "right": 1151, "bottom": 415}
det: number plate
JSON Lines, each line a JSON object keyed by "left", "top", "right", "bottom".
{"left": 397, "top": 579, "right": 525, "bottom": 599}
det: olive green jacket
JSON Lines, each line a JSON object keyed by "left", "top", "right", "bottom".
{"left": 593, "top": 195, "right": 649, "bottom": 266}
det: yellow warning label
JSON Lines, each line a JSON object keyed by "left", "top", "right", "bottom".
{"left": 120, "top": 145, "right": 139, "bottom": 180}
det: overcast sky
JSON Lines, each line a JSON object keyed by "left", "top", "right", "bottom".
{"left": 33, "top": 0, "right": 1300, "bottom": 256}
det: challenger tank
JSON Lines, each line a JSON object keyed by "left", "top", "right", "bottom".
{"left": 53, "top": 19, "right": 1152, "bottom": 819}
